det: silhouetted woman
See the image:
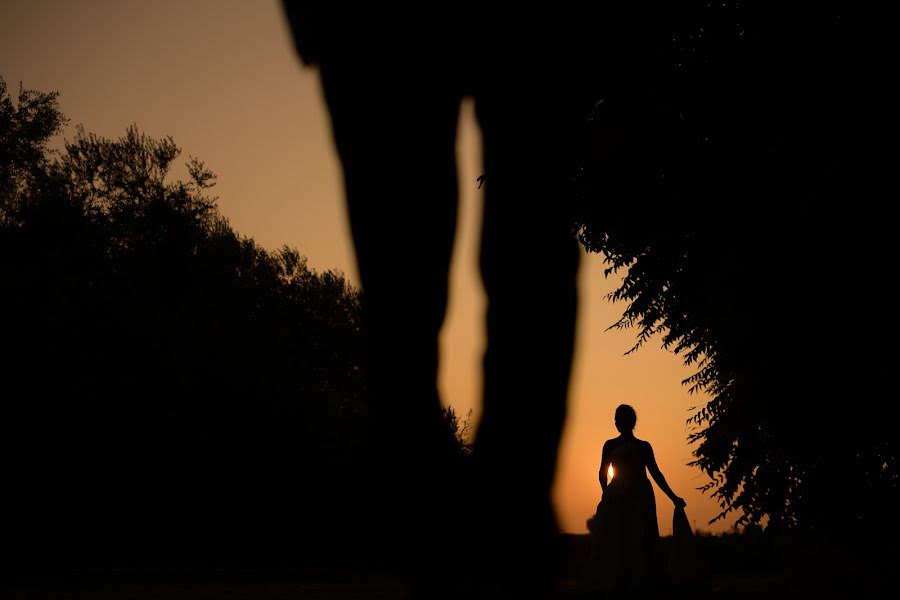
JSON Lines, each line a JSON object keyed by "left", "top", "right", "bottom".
{"left": 586, "top": 404, "right": 685, "bottom": 594}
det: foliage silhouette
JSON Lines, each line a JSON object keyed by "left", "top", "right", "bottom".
{"left": 0, "top": 77, "right": 470, "bottom": 569}
{"left": 574, "top": 1, "right": 899, "bottom": 539}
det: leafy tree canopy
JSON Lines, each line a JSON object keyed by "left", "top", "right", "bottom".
{"left": 0, "top": 77, "right": 470, "bottom": 568}
{"left": 575, "top": 2, "right": 900, "bottom": 539}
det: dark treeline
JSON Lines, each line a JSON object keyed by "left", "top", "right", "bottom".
{"left": 575, "top": 1, "right": 899, "bottom": 542}
{"left": 0, "top": 77, "right": 468, "bottom": 570}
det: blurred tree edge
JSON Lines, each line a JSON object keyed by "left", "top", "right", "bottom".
{"left": 0, "top": 77, "right": 469, "bottom": 571}
{"left": 574, "top": 1, "right": 899, "bottom": 543}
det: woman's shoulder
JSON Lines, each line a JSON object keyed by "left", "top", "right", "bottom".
{"left": 636, "top": 439, "right": 657, "bottom": 459}
{"left": 601, "top": 437, "right": 620, "bottom": 453}
{"left": 620, "top": 437, "right": 653, "bottom": 453}
{"left": 635, "top": 438, "right": 653, "bottom": 449}
{"left": 603, "top": 435, "right": 648, "bottom": 451}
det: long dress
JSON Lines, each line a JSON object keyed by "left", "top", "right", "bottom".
{"left": 586, "top": 437, "right": 661, "bottom": 593}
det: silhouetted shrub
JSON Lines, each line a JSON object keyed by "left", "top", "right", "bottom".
{"left": 0, "top": 78, "right": 468, "bottom": 569}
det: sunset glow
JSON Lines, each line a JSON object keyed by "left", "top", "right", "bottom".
{"left": 0, "top": 0, "right": 736, "bottom": 536}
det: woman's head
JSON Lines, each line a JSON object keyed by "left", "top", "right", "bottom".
{"left": 614, "top": 404, "right": 637, "bottom": 432}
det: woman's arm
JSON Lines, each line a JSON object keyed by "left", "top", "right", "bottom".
{"left": 598, "top": 441, "right": 611, "bottom": 492}
{"left": 645, "top": 442, "right": 686, "bottom": 507}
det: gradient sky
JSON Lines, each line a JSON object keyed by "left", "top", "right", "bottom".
{"left": 1, "top": 0, "right": 737, "bottom": 534}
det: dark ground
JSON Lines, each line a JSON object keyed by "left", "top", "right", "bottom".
{"left": 2, "top": 533, "right": 894, "bottom": 599}
{"left": 0, "top": 571, "right": 788, "bottom": 600}
{"left": 0, "top": 575, "right": 785, "bottom": 600}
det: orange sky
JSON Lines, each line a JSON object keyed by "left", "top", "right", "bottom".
{"left": 1, "top": 0, "right": 737, "bottom": 535}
